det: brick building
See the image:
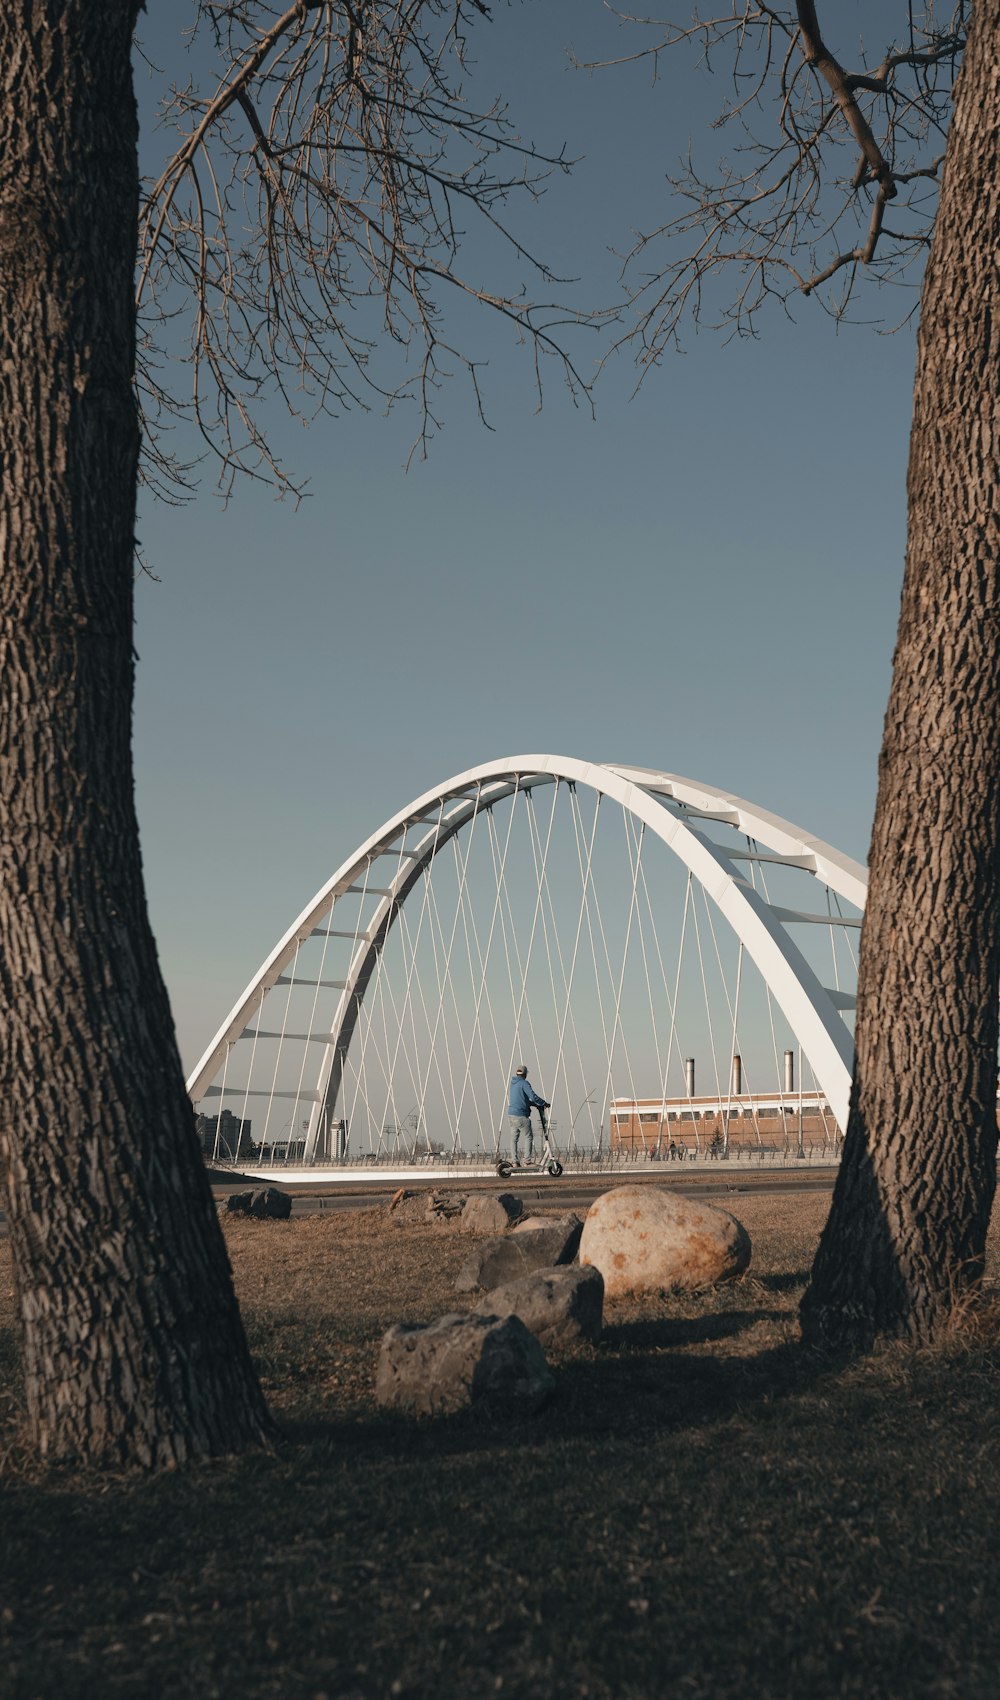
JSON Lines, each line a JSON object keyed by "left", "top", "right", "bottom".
{"left": 609, "top": 1090, "right": 837, "bottom": 1154}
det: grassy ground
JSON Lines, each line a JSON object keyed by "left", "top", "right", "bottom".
{"left": 3, "top": 1189, "right": 1000, "bottom": 1700}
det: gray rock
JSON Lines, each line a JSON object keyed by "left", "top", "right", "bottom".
{"left": 225, "top": 1191, "right": 255, "bottom": 1215}
{"left": 248, "top": 1187, "right": 292, "bottom": 1221}
{"left": 579, "top": 1185, "right": 750, "bottom": 1297}
{"left": 454, "top": 1217, "right": 582, "bottom": 1293}
{"left": 513, "top": 1211, "right": 582, "bottom": 1238}
{"left": 383, "top": 1188, "right": 436, "bottom": 1228}
{"left": 476, "top": 1264, "right": 604, "bottom": 1348}
{"left": 425, "top": 1192, "right": 467, "bottom": 1226}
{"left": 460, "top": 1193, "right": 523, "bottom": 1235}
{"left": 375, "top": 1312, "right": 555, "bottom": 1416}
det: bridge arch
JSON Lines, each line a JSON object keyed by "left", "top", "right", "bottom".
{"left": 187, "top": 756, "right": 867, "bottom": 1158}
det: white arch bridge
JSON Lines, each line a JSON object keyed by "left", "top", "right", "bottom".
{"left": 187, "top": 756, "right": 867, "bottom": 1167}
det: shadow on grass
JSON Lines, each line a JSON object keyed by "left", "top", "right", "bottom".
{"left": 603, "top": 1308, "right": 788, "bottom": 1350}
{"left": 747, "top": 1270, "right": 812, "bottom": 1293}
{"left": 7, "top": 1332, "right": 1000, "bottom": 1700}
{"left": 278, "top": 1330, "right": 845, "bottom": 1469}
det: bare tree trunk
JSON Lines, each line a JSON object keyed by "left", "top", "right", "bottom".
{"left": 0, "top": 3, "right": 274, "bottom": 1463}
{"left": 801, "top": 3, "right": 1000, "bottom": 1349}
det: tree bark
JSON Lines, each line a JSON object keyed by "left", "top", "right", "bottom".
{"left": 801, "top": 3, "right": 1000, "bottom": 1349}
{"left": 0, "top": 3, "right": 274, "bottom": 1464}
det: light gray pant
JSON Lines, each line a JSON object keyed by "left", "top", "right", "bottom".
{"left": 508, "top": 1114, "right": 533, "bottom": 1163}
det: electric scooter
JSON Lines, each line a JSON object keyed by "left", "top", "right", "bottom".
{"left": 496, "top": 1106, "right": 564, "bottom": 1180}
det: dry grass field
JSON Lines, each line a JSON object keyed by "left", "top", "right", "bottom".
{"left": 3, "top": 1186, "right": 1000, "bottom": 1699}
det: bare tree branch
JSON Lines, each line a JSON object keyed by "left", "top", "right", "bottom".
{"left": 137, "top": 2, "right": 601, "bottom": 497}
{"left": 795, "top": 1, "right": 896, "bottom": 197}
{"left": 592, "top": 3, "right": 967, "bottom": 364}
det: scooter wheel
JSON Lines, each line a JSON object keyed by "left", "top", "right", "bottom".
{"left": 547, "top": 1160, "right": 563, "bottom": 1177}
{"left": 496, "top": 1160, "right": 513, "bottom": 1180}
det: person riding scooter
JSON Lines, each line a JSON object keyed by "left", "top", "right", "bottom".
{"left": 507, "top": 1064, "right": 549, "bottom": 1166}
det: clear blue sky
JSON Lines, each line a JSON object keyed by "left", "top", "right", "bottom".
{"left": 132, "top": 4, "right": 917, "bottom": 1073}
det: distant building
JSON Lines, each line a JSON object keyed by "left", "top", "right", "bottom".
{"left": 197, "top": 1109, "right": 253, "bottom": 1162}
{"left": 609, "top": 1091, "right": 837, "bottom": 1154}
{"left": 610, "top": 1049, "right": 840, "bottom": 1153}
{"left": 255, "top": 1138, "right": 306, "bottom": 1163}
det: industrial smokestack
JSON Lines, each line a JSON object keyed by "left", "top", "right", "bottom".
{"left": 732, "top": 1054, "right": 742, "bottom": 1096}
{"left": 784, "top": 1050, "right": 795, "bottom": 1095}
{"left": 685, "top": 1057, "right": 696, "bottom": 1098}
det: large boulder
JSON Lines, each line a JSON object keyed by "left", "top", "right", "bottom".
{"left": 384, "top": 1188, "right": 435, "bottom": 1228}
{"left": 579, "top": 1186, "right": 750, "bottom": 1297}
{"left": 512, "top": 1214, "right": 552, "bottom": 1234}
{"left": 375, "top": 1313, "right": 554, "bottom": 1415}
{"left": 226, "top": 1188, "right": 291, "bottom": 1220}
{"left": 513, "top": 1211, "right": 579, "bottom": 1236}
{"left": 425, "top": 1192, "right": 468, "bottom": 1228}
{"left": 249, "top": 1187, "right": 292, "bottom": 1220}
{"left": 454, "top": 1216, "right": 583, "bottom": 1294}
{"left": 476, "top": 1265, "right": 604, "bottom": 1348}
{"left": 460, "top": 1193, "right": 523, "bottom": 1235}
{"left": 381, "top": 1189, "right": 467, "bottom": 1229}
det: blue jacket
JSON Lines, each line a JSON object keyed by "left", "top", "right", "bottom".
{"left": 508, "top": 1074, "right": 548, "bottom": 1116}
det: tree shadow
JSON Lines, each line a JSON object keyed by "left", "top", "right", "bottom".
{"left": 276, "top": 1326, "right": 850, "bottom": 1469}
{"left": 603, "top": 1309, "right": 787, "bottom": 1350}
{"left": 748, "top": 1270, "right": 812, "bottom": 1293}
{"left": 546, "top": 1334, "right": 816, "bottom": 1439}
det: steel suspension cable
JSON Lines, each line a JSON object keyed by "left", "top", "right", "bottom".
{"left": 566, "top": 790, "right": 616, "bottom": 1147}
{"left": 351, "top": 802, "right": 449, "bottom": 1152}
{"left": 633, "top": 841, "right": 683, "bottom": 1154}
{"left": 596, "top": 806, "right": 645, "bottom": 1146}
{"left": 261, "top": 934, "right": 304, "bottom": 1149}
{"left": 481, "top": 798, "right": 525, "bottom": 1147}
{"left": 661, "top": 872, "right": 694, "bottom": 1121}
{"left": 414, "top": 789, "right": 486, "bottom": 1147}
{"left": 491, "top": 788, "right": 547, "bottom": 1093}
{"left": 553, "top": 785, "right": 606, "bottom": 1151}
{"left": 521, "top": 781, "right": 576, "bottom": 1128}
{"left": 749, "top": 846, "right": 788, "bottom": 1144}
{"left": 506, "top": 783, "right": 561, "bottom": 1085}
{"left": 623, "top": 810, "right": 671, "bottom": 1145}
